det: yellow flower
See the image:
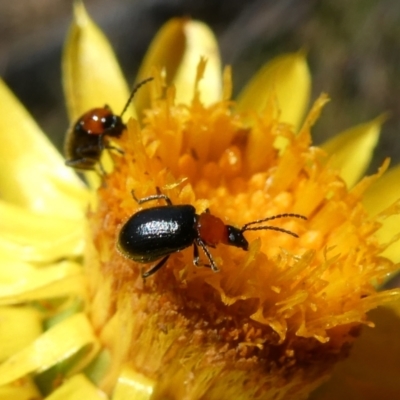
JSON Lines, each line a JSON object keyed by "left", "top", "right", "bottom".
{"left": 1, "top": 3, "right": 400, "bottom": 399}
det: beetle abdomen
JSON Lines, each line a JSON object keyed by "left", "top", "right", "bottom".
{"left": 117, "top": 204, "right": 197, "bottom": 263}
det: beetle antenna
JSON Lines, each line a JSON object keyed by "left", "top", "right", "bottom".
{"left": 241, "top": 213, "right": 306, "bottom": 238}
{"left": 242, "top": 225, "right": 300, "bottom": 238}
{"left": 241, "top": 213, "right": 307, "bottom": 231}
{"left": 120, "top": 77, "right": 154, "bottom": 118}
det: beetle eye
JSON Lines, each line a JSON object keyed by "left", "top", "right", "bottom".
{"left": 102, "top": 115, "right": 117, "bottom": 129}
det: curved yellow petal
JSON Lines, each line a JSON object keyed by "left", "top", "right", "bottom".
{"left": 322, "top": 116, "right": 383, "bottom": 188}
{"left": 0, "top": 313, "right": 98, "bottom": 386}
{"left": 135, "top": 19, "right": 186, "bottom": 111}
{"left": 0, "top": 201, "right": 84, "bottom": 262}
{"left": 0, "top": 79, "right": 86, "bottom": 217}
{"left": 0, "top": 233, "right": 83, "bottom": 263}
{"left": 0, "top": 184, "right": 84, "bottom": 264}
{"left": 0, "top": 261, "right": 85, "bottom": 305}
{"left": 112, "top": 367, "right": 155, "bottom": 400}
{"left": 236, "top": 52, "right": 311, "bottom": 131}
{"left": 0, "top": 378, "right": 41, "bottom": 400}
{"left": 0, "top": 307, "right": 42, "bottom": 361}
{"left": 84, "top": 349, "right": 111, "bottom": 386}
{"left": 173, "top": 21, "right": 222, "bottom": 105}
{"left": 363, "top": 164, "right": 400, "bottom": 262}
{"left": 0, "top": 200, "right": 82, "bottom": 247}
{"left": 63, "top": 2, "right": 131, "bottom": 122}
{"left": 46, "top": 374, "right": 106, "bottom": 400}
{"left": 136, "top": 19, "right": 221, "bottom": 109}
{"left": 364, "top": 164, "right": 400, "bottom": 215}
{"left": 309, "top": 302, "right": 400, "bottom": 400}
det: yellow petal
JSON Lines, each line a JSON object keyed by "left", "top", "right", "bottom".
{"left": 236, "top": 52, "right": 311, "bottom": 131}
{"left": 135, "top": 18, "right": 186, "bottom": 112}
{"left": 112, "top": 367, "right": 155, "bottom": 400}
{"left": 63, "top": 2, "right": 131, "bottom": 122}
{"left": 363, "top": 165, "right": 400, "bottom": 262}
{"left": 0, "top": 307, "right": 42, "bottom": 361}
{"left": 322, "top": 116, "right": 383, "bottom": 188}
{"left": 173, "top": 21, "right": 221, "bottom": 105}
{"left": 310, "top": 302, "right": 400, "bottom": 400}
{"left": 0, "top": 233, "right": 83, "bottom": 264}
{"left": 46, "top": 374, "right": 106, "bottom": 400}
{"left": 84, "top": 349, "right": 111, "bottom": 386}
{"left": 0, "top": 79, "right": 86, "bottom": 217}
{"left": 0, "top": 378, "right": 41, "bottom": 400}
{"left": 0, "top": 261, "right": 85, "bottom": 305}
{"left": 364, "top": 164, "right": 400, "bottom": 214}
{"left": 0, "top": 313, "right": 99, "bottom": 386}
{"left": 0, "top": 200, "right": 83, "bottom": 251}
{"left": 136, "top": 19, "right": 221, "bottom": 108}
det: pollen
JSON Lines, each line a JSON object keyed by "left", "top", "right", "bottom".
{"left": 86, "top": 68, "right": 400, "bottom": 398}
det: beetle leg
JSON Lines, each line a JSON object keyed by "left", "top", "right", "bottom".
{"left": 105, "top": 144, "right": 124, "bottom": 154}
{"left": 193, "top": 241, "right": 209, "bottom": 268}
{"left": 193, "top": 242, "right": 201, "bottom": 266}
{"left": 131, "top": 189, "right": 173, "bottom": 206}
{"left": 142, "top": 255, "right": 170, "bottom": 279}
{"left": 195, "top": 239, "right": 219, "bottom": 272}
{"left": 65, "top": 156, "right": 106, "bottom": 178}
{"left": 103, "top": 134, "right": 124, "bottom": 155}
{"left": 65, "top": 157, "right": 97, "bottom": 169}
{"left": 97, "top": 160, "right": 106, "bottom": 176}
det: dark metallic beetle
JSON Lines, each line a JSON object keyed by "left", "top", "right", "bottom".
{"left": 64, "top": 77, "right": 153, "bottom": 172}
{"left": 117, "top": 189, "right": 307, "bottom": 278}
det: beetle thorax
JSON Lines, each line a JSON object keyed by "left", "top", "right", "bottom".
{"left": 197, "top": 212, "right": 228, "bottom": 246}
{"left": 79, "top": 107, "right": 117, "bottom": 136}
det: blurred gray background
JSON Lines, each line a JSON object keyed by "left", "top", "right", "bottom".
{"left": 1, "top": 0, "right": 399, "bottom": 172}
